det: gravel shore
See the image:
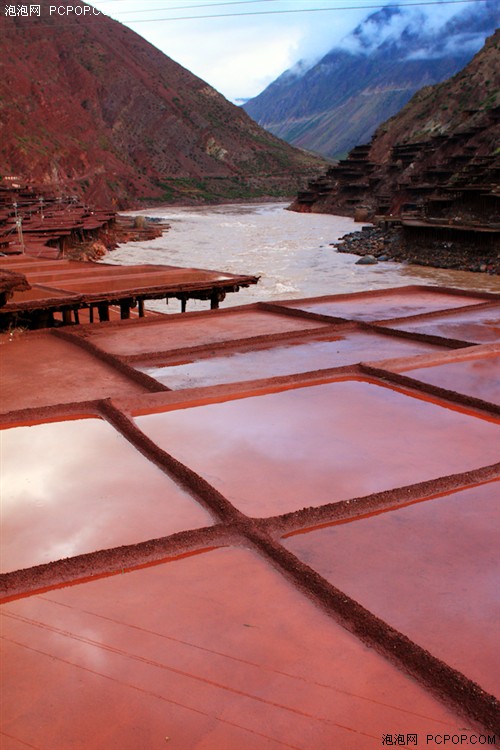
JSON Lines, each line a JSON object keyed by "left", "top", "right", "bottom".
{"left": 333, "top": 225, "right": 500, "bottom": 275}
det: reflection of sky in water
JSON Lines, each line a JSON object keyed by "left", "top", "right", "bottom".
{"left": 138, "top": 332, "right": 442, "bottom": 389}
{"left": 1, "top": 543, "right": 468, "bottom": 744}
{"left": 2, "top": 419, "right": 104, "bottom": 509}
{"left": 386, "top": 307, "right": 500, "bottom": 343}
{"left": 285, "top": 481, "right": 500, "bottom": 697}
{"left": 1, "top": 418, "right": 211, "bottom": 572}
{"left": 289, "top": 290, "right": 483, "bottom": 321}
{"left": 406, "top": 355, "right": 500, "bottom": 405}
{"left": 137, "top": 380, "right": 500, "bottom": 517}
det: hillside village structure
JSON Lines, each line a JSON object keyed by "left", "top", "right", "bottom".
{"left": 0, "top": 186, "right": 258, "bottom": 328}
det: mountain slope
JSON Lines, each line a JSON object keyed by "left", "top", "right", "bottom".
{"left": 289, "top": 30, "right": 500, "bottom": 273}
{"left": 243, "top": 2, "right": 499, "bottom": 159}
{"left": 0, "top": 0, "right": 325, "bottom": 208}
{"left": 291, "top": 30, "right": 499, "bottom": 227}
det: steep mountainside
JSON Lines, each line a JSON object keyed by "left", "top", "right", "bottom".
{"left": 243, "top": 2, "right": 498, "bottom": 159}
{"left": 290, "top": 31, "right": 499, "bottom": 270}
{"left": 0, "top": 0, "right": 324, "bottom": 208}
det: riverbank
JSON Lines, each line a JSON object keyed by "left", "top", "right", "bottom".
{"left": 65, "top": 215, "right": 168, "bottom": 262}
{"left": 107, "top": 203, "right": 500, "bottom": 313}
{"left": 333, "top": 225, "right": 500, "bottom": 275}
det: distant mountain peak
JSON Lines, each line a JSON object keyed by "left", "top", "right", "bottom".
{"left": 243, "top": 0, "right": 498, "bottom": 160}
{"left": 339, "top": 0, "right": 498, "bottom": 59}
{"left": 346, "top": 5, "right": 407, "bottom": 53}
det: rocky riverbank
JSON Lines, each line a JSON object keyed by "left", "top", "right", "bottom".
{"left": 333, "top": 225, "right": 500, "bottom": 275}
{"left": 64, "top": 215, "right": 168, "bottom": 262}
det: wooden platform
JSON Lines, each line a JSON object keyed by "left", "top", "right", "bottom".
{"left": 0, "top": 256, "right": 259, "bottom": 328}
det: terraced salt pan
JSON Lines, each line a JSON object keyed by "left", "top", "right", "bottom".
{"left": 281, "top": 289, "right": 484, "bottom": 321}
{"left": 87, "top": 309, "right": 328, "bottom": 357}
{"left": 1, "top": 259, "right": 76, "bottom": 273}
{"left": 138, "top": 331, "right": 444, "bottom": 389}
{"left": 0, "top": 418, "right": 211, "bottom": 572}
{"left": 136, "top": 379, "right": 500, "bottom": 517}
{"left": 6, "top": 286, "right": 73, "bottom": 303}
{"left": 0, "top": 333, "right": 147, "bottom": 413}
{"left": 404, "top": 353, "right": 500, "bottom": 405}
{"left": 284, "top": 481, "right": 500, "bottom": 697}
{"left": 0, "top": 547, "right": 468, "bottom": 749}
{"left": 51, "top": 270, "right": 235, "bottom": 294}
{"left": 383, "top": 304, "right": 500, "bottom": 344}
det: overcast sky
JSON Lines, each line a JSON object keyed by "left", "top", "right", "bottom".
{"left": 89, "top": 0, "right": 492, "bottom": 102}
{"left": 89, "top": 0, "right": 383, "bottom": 101}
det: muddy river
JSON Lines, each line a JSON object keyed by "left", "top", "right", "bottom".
{"left": 107, "top": 202, "right": 500, "bottom": 313}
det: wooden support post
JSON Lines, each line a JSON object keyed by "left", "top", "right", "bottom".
{"left": 210, "top": 290, "right": 220, "bottom": 309}
{"left": 74, "top": 309, "right": 80, "bottom": 325}
{"left": 37, "top": 311, "right": 53, "bottom": 329}
{"left": 62, "top": 309, "right": 72, "bottom": 325}
{"left": 138, "top": 299, "right": 145, "bottom": 317}
{"left": 181, "top": 296, "right": 187, "bottom": 313}
{"left": 89, "top": 306, "right": 94, "bottom": 323}
{"left": 98, "top": 303, "right": 109, "bottom": 322}
{"left": 120, "top": 300, "right": 131, "bottom": 319}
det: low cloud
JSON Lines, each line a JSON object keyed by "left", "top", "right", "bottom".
{"left": 337, "top": 0, "right": 497, "bottom": 59}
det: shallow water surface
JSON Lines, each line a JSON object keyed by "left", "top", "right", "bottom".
{"left": 284, "top": 480, "right": 500, "bottom": 697}
{"left": 137, "top": 379, "right": 500, "bottom": 516}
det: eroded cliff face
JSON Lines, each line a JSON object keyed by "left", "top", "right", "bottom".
{"left": 291, "top": 30, "right": 499, "bottom": 224}
{"left": 0, "top": 0, "right": 325, "bottom": 208}
{"left": 367, "top": 29, "right": 500, "bottom": 166}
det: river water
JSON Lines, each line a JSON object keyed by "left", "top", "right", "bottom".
{"left": 108, "top": 202, "right": 500, "bottom": 314}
